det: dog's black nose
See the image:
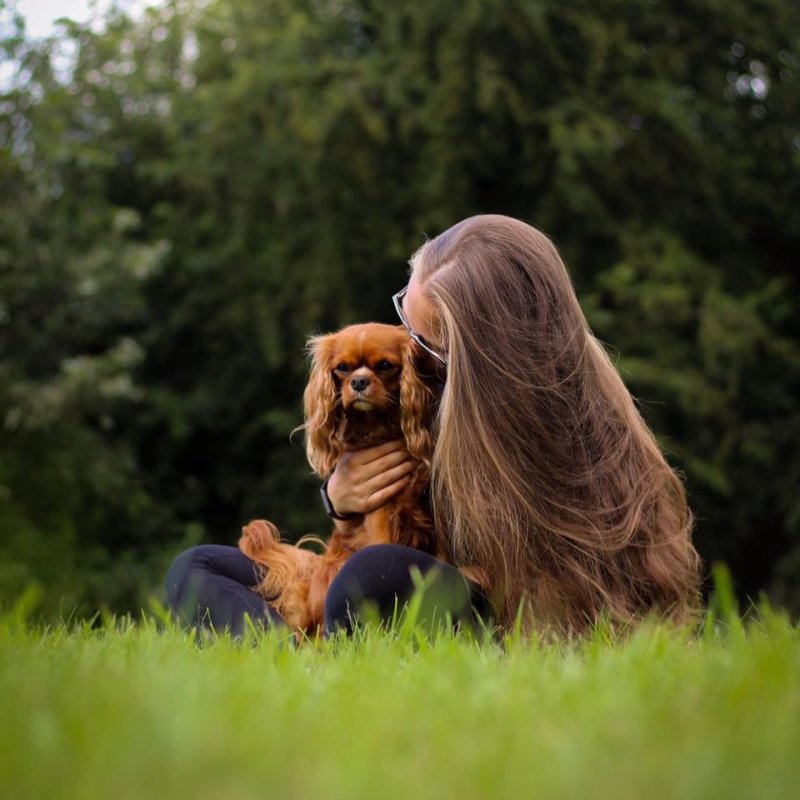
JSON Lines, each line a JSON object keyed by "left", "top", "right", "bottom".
{"left": 351, "top": 377, "right": 370, "bottom": 392}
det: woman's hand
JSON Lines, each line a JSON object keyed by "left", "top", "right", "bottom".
{"left": 326, "top": 440, "right": 416, "bottom": 516}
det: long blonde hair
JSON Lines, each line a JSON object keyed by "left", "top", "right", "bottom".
{"left": 412, "top": 215, "right": 701, "bottom": 633}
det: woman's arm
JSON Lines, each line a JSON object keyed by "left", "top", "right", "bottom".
{"left": 326, "top": 439, "right": 416, "bottom": 517}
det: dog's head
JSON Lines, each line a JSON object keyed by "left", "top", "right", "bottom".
{"left": 303, "top": 323, "right": 438, "bottom": 476}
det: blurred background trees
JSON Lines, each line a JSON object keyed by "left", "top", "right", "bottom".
{"left": 1, "top": 0, "right": 798, "bottom": 616}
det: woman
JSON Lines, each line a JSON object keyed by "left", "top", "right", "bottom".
{"left": 166, "top": 215, "right": 701, "bottom": 636}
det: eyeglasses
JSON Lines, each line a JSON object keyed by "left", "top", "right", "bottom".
{"left": 392, "top": 285, "right": 448, "bottom": 366}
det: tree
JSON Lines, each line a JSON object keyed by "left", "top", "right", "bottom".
{"left": 1, "top": 0, "right": 798, "bottom": 616}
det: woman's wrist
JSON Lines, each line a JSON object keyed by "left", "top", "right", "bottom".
{"left": 320, "top": 476, "right": 358, "bottom": 520}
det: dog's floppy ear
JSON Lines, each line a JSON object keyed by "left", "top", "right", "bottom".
{"left": 303, "top": 333, "right": 342, "bottom": 477}
{"left": 399, "top": 341, "right": 437, "bottom": 467}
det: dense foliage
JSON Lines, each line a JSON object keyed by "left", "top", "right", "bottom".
{"left": 1, "top": 0, "right": 798, "bottom": 616}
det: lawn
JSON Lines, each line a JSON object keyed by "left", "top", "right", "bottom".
{"left": 1, "top": 595, "right": 798, "bottom": 800}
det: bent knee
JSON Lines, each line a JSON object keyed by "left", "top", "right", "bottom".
{"left": 323, "top": 545, "right": 441, "bottom": 634}
{"left": 167, "top": 544, "right": 207, "bottom": 576}
{"left": 335, "top": 544, "right": 420, "bottom": 576}
{"left": 164, "top": 545, "right": 215, "bottom": 604}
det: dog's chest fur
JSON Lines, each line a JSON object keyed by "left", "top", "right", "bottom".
{"left": 335, "top": 409, "right": 402, "bottom": 451}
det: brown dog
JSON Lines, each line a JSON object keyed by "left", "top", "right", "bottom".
{"left": 239, "top": 323, "right": 443, "bottom": 635}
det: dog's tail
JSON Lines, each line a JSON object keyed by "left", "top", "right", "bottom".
{"left": 239, "top": 519, "right": 323, "bottom": 632}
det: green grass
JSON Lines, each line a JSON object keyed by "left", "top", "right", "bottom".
{"left": 1, "top": 600, "right": 798, "bottom": 800}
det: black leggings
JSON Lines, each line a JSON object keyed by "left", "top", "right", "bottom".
{"left": 164, "top": 544, "right": 491, "bottom": 636}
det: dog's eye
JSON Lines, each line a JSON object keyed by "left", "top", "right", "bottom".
{"left": 375, "top": 360, "right": 395, "bottom": 372}
{"left": 334, "top": 363, "right": 350, "bottom": 373}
